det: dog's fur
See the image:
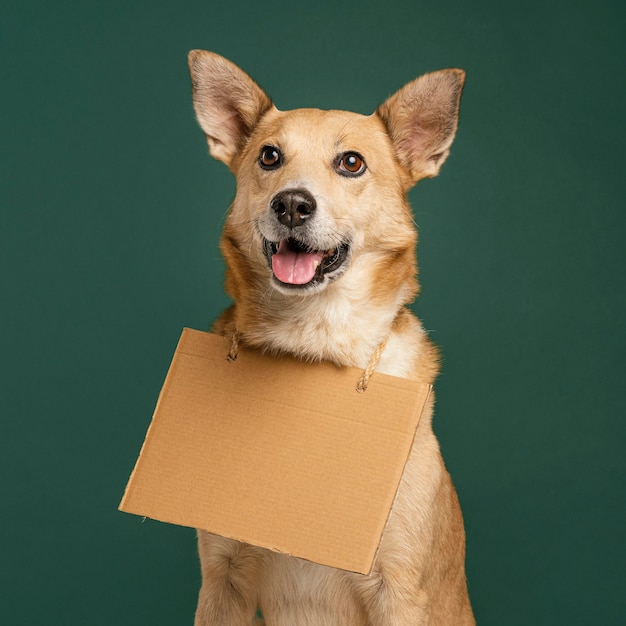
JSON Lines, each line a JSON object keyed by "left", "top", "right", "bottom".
{"left": 188, "top": 50, "right": 474, "bottom": 625}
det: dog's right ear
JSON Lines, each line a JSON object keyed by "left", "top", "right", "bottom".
{"left": 188, "top": 50, "right": 273, "bottom": 170}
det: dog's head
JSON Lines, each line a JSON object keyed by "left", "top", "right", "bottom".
{"left": 188, "top": 51, "right": 464, "bottom": 304}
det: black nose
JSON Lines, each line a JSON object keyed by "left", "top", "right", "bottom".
{"left": 270, "top": 189, "right": 316, "bottom": 228}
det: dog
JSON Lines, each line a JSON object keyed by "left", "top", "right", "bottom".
{"left": 188, "top": 50, "right": 474, "bottom": 625}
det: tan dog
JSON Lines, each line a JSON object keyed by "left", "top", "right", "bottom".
{"left": 188, "top": 50, "right": 474, "bottom": 626}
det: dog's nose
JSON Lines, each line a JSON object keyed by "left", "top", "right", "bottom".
{"left": 270, "top": 189, "right": 316, "bottom": 228}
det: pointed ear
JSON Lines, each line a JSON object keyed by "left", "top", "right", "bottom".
{"left": 188, "top": 50, "right": 273, "bottom": 169}
{"left": 376, "top": 69, "right": 465, "bottom": 183}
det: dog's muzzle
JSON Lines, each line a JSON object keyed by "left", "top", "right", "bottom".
{"left": 261, "top": 188, "right": 351, "bottom": 290}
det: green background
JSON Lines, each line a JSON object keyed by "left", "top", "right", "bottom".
{"left": 2, "top": 1, "right": 624, "bottom": 624}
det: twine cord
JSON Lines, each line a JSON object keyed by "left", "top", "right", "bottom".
{"left": 356, "top": 335, "right": 389, "bottom": 393}
{"left": 227, "top": 329, "right": 389, "bottom": 393}
{"left": 227, "top": 331, "right": 241, "bottom": 362}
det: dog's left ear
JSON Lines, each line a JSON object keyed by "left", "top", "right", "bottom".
{"left": 376, "top": 69, "right": 465, "bottom": 183}
{"left": 188, "top": 50, "right": 273, "bottom": 170}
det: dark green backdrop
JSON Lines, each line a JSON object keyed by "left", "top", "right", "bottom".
{"left": 2, "top": 1, "right": 624, "bottom": 624}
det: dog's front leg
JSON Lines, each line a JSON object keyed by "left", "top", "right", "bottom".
{"left": 194, "top": 531, "right": 264, "bottom": 626}
{"left": 355, "top": 568, "right": 431, "bottom": 626}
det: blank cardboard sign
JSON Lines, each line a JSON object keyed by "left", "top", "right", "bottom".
{"left": 119, "top": 329, "right": 431, "bottom": 574}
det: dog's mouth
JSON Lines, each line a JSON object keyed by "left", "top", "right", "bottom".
{"left": 262, "top": 237, "right": 350, "bottom": 288}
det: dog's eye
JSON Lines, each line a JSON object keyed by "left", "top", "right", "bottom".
{"left": 259, "top": 145, "right": 282, "bottom": 170}
{"left": 336, "top": 152, "right": 366, "bottom": 177}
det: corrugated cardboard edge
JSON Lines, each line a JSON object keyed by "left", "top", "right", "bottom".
{"left": 370, "top": 385, "right": 432, "bottom": 571}
{"left": 119, "top": 332, "right": 186, "bottom": 511}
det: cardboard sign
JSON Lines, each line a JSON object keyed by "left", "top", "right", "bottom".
{"left": 119, "top": 329, "right": 431, "bottom": 574}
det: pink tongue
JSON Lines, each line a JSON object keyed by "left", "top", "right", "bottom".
{"left": 271, "top": 240, "right": 324, "bottom": 285}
